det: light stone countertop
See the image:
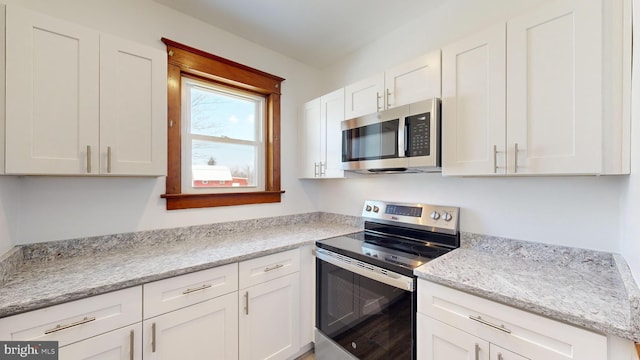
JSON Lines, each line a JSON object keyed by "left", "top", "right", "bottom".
{"left": 0, "top": 213, "right": 362, "bottom": 318}
{"left": 414, "top": 233, "right": 640, "bottom": 342}
{"left": 3, "top": 214, "right": 639, "bottom": 344}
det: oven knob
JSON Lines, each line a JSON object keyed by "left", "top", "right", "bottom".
{"left": 430, "top": 211, "right": 440, "bottom": 220}
{"left": 373, "top": 206, "right": 380, "bottom": 213}
{"left": 442, "top": 212, "right": 453, "bottom": 222}
{"left": 366, "top": 205, "right": 372, "bottom": 212}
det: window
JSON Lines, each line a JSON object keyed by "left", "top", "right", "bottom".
{"left": 182, "top": 78, "right": 264, "bottom": 193}
{"left": 160, "top": 39, "right": 284, "bottom": 210}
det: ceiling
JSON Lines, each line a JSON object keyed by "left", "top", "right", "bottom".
{"left": 153, "top": 0, "right": 447, "bottom": 69}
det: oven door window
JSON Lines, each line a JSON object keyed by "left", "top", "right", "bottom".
{"left": 342, "top": 119, "right": 399, "bottom": 162}
{"left": 316, "top": 259, "right": 413, "bottom": 360}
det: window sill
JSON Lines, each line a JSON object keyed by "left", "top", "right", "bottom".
{"left": 161, "top": 190, "right": 285, "bottom": 210}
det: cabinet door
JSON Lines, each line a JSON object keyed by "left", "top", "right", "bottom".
{"left": 5, "top": 5, "right": 100, "bottom": 175}
{"left": 299, "top": 98, "right": 322, "bottom": 178}
{"left": 100, "top": 34, "right": 167, "bottom": 176}
{"left": 385, "top": 50, "right": 441, "bottom": 109}
{"left": 239, "top": 273, "right": 300, "bottom": 360}
{"left": 344, "top": 73, "right": 385, "bottom": 119}
{"left": 417, "top": 313, "right": 489, "bottom": 360}
{"left": 490, "top": 344, "right": 530, "bottom": 360}
{"left": 58, "top": 323, "right": 141, "bottom": 360}
{"left": 144, "top": 292, "right": 238, "bottom": 360}
{"left": 320, "top": 88, "right": 345, "bottom": 178}
{"left": 441, "top": 24, "right": 506, "bottom": 176}
{"left": 506, "top": 0, "right": 602, "bottom": 174}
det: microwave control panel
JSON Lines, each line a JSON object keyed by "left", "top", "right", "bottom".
{"left": 406, "top": 112, "right": 430, "bottom": 157}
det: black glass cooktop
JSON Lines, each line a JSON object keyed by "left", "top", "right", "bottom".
{"left": 316, "top": 230, "right": 453, "bottom": 277}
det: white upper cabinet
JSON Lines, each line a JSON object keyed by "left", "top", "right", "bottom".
{"left": 299, "top": 88, "right": 345, "bottom": 179}
{"left": 385, "top": 51, "right": 441, "bottom": 109}
{"left": 442, "top": 0, "right": 630, "bottom": 176}
{"left": 99, "top": 34, "right": 167, "bottom": 176}
{"left": 506, "top": 0, "right": 602, "bottom": 175}
{"left": 320, "top": 88, "right": 345, "bottom": 178}
{"left": 2, "top": 4, "right": 167, "bottom": 176}
{"left": 5, "top": 5, "right": 100, "bottom": 175}
{"left": 345, "top": 50, "right": 441, "bottom": 119}
{"left": 299, "top": 98, "right": 322, "bottom": 178}
{"left": 344, "top": 73, "right": 384, "bottom": 120}
{"left": 442, "top": 24, "right": 506, "bottom": 176}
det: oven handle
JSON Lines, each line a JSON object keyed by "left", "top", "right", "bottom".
{"left": 316, "top": 248, "right": 415, "bottom": 292}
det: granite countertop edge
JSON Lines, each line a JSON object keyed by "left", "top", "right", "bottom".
{"left": 414, "top": 239, "right": 640, "bottom": 343}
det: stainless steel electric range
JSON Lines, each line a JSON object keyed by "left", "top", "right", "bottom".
{"left": 315, "top": 200, "right": 460, "bottom": 360}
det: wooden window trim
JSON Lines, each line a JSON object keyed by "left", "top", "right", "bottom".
{"left": 160, "top": 38, "right": 285, "bottom": 210}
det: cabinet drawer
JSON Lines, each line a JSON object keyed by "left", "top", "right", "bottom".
{"left": 417, "top": 279, "right": 606, "bottom": 360}
{"left": 0, "top": 286, "right": 141, "bottom": 347}
{"left": 143, "top": 262, "right": 238, "bottom": 319}
{"left": 239, "top": 249, "right": 300, "bottom": 289}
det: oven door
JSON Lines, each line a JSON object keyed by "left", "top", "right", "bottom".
{"left": 315, "top": 249, "right": 416, "bottom": 360}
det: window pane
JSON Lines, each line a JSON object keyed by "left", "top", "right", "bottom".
{"left": 190, "top": 86, "right": 258, "bottom": 142}
{"left": 191, "top": 140, "right": 257, "bottom": 188}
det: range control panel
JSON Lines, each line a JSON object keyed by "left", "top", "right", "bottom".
{"left": 362, "top": 200, "right": 459, "bottom": 235}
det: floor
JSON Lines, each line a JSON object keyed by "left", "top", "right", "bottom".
{"left": 296, "top": 350, "right": 314, "bottom": 360}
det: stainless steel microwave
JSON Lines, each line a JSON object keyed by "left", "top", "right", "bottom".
{"left": 341, "top": 98, "right": 441, "bottom": 174}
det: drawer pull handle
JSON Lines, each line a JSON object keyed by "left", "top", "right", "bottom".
{"left": 244, "top": 291, "right": 249, "bottom": 315}
{"left": 86, "top": 145, "right": 92, "bottom": 173}
{"left": 182, "top": 284, "right": 212, "bottom": 295}
{"left": 469, "top": 315, "right": 512, "bottom": 334}
{"left": 264, "top": 264, "right": 284, "bottom": 272}
{"left": 129, "top": 330, "right": 134, "bottom": 360}
{"left": 152, "top": 323, "right": 157, "bottom": 352}
{"left": 44, "top": 316, "right": 96, "bottom": 334}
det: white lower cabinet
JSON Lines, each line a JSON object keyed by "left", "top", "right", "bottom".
{"left": 239, "top": 250, "right": 301, "bottom": 360}
{"left": 143, "top": 292, "right": 238, "bottom": 360}
{"left": 418, "top": 314, "right": 529, "bottom": 360}
{"left": 417, "top": 280, "right": 607, "bottom": 360}
{"left": 0, "top": 287, "right": 142, "bottom": 360}
{"left": 0, "top": 248, "right": 311, "bottom": 360}
{"left": 239, "top": 273, "right": 300, "bottom": 360}
{"left": 142, "top": 264, "right": 239, "bottom": 360}
{"left": 58, "top": 323, "right": 142, "bottom": 360}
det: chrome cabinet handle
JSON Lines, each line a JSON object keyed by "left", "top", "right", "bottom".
{"left": 86, "top": 145, "right": 92, "bottom": 173}
{"left": 129, "top": 330, "right": 134, "bottom": 360}
{"left": 151, "top": 323, "right": 157, "bottom": 353}
{"left": 376, "top": 92, "right": 382, "bottom": 112}
{"left": 386, "top": 89, "right": 392, "bottom": 108}
{"left": 319, "top": 162, "right": 326, "bottom": 176}
{"left": 493, "top": 145, "right": 498, "bottom": 173}
{"left": 314, "top": 162, "right": 319, "bottom": 177}
{"left": 264, "top": 264, "right": 284, "bottom": 272}
{"left": 44, "top": 316, "right": 96, "bottom": 334}
{"left": 474, "top": 343, "right": 480, "bottom": 360}
{"left": 469, "top": 315, "right": 512, "bottom": 333}
{"left": 514, "top": 143, "right": 519, "bottom": 173}
{"left": 498, "top": 353, "right": 504, "bottom": 360}
{"left": 244, "top": 291, "right": 249, "bottom": 315}
{"left": 107, "top": 146, "right": 112, "bottom": 173}
{"left": 182, "top": 284, "right": 212, "bottom": 295}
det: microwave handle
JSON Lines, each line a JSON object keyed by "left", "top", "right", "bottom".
{"left": 404, "top": 120, "right": 409, "bottom": 156}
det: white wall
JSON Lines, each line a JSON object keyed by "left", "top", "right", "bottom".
{"left": 310, "top": 0, "right": 630, "bottom": 255}
{"left": 1, "top": 0, "right": 324, "bottom": 245}
{"left": 620, "top": 0, "right": 640, "bottom": 281}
